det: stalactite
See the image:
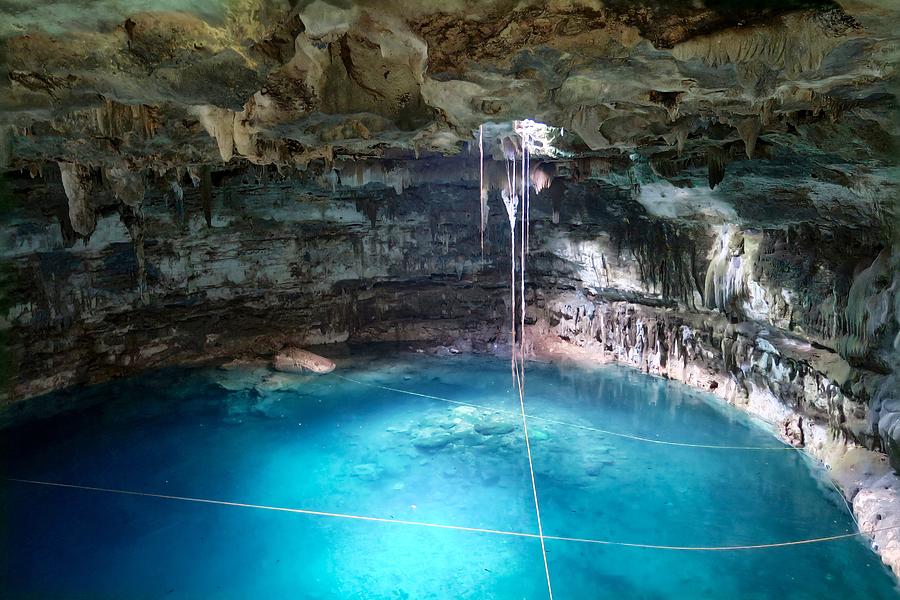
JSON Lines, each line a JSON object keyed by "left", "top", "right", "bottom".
{"left": 611, "top": 217, "right": 705, "bottom": 306}
{"left": 501, "top": 185, "right": 519, "bottom": 385}
{"left": 94, "top": 100, "right": 157, "bottom": 140}
{"left": 200, "top": 167, "right": 213, "bottom": 228}
{"left": 499, "top": 132, "right": 520, "bottom": 384}
{"left": 736, "top": 116, "right": 762, "bottom": 159}
{"left": 58, "top": 162, "right": 96, "bottom": 238}
{"left": 104, "top": 166, "right": 145, "bottom": 209}
{"left": 334, "top": 161, "right": 411, "bottom": 195}
{"left": 191, "top": 105, "right": 236, "bottom": 163}
{"left": 531, "top": 162, "right": 554, "bottom": 194}
{"left": 707, "top": 147, "right": 728, "bottom": 189}
{"left": 118, "top": 202, "right": 149, "bottom": 305}
{"left": 105, "top": 166, "right": 149, "bottom": 304}
{"left": 836, "top": 249, "right": 894, "bottom": 359}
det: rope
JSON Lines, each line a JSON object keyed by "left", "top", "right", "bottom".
{"left": 518, "top": 402, "right": 553, "bottom": 596}
{"left": 9, "top": 477, "right": 897, "bottom": 552}
{"left": 335, "top": 374, "right": 872, "bottom": 550}
{"left": 478, "top": 124, "right": 485, "bottom": 262}
{"left": 6, "top": 478, "right": 535, "bottom": 540}
{"left": 513, "top": 355, "right": 553, "bottom": 599}
{"left": 796, "top": 451, "right": 860, "bottom": 529}
{"left": 831, "top": 476, "right": 860, "bottom": 529}
{"left": 543, "top": 530, "right": 881, "bottom": 551}
{"left": 333, "top": 374, "right": 798, "bottom": 451}
{"left": 514, "top": 129, "right": 552, "bottom": 600}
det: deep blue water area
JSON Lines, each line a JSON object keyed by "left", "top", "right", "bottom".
{"left": 2, "top": 350, "right": 897, "bottom": 598}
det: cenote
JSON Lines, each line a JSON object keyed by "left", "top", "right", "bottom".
{"left": 2, "top": 351, "right": 897, "bottom": 598}
{"left": 2, "top": 1, "right": 900, "bottom": 597}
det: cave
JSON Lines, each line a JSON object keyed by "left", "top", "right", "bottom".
{"left": 1, "top": 1, "right": 898, "bottom": 598}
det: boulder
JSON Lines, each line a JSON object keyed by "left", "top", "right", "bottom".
{"left": 273, "top": 348, "right": 335, "bottom": 374}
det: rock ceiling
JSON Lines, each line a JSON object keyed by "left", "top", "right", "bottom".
{"left": 0, "top": 0, "right": 897, "bottom": 229}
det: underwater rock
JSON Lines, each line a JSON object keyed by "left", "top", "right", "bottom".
{"left": 412, "top": 426, "right": 454, "bottom": 450}
{"left": 449, "top": 421, "right": 482, "bottom": 446}
{"left": 255, "top": 372, "right": 307, "bottom": 393}
{"left": 474, "top": 415, "right": 515, "bottom": 436}
{"left": 529, "top": 429, "right": 550, "bottom": 442}
{"left": 451, "top": 406, "right": 480, "bottom": 418}
{"left": 211, "top": 366, "right": 271, "bottom": 391}
{"left": 351, "top": 463, "right": 383, "bottom": 482}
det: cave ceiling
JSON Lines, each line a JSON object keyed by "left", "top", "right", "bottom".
{"left": 0, "top": 0, "right": 897, "bottom": 231}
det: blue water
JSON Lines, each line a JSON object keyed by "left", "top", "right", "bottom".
{"left": 1, "top": 349, "right": 897, "bottom": 599}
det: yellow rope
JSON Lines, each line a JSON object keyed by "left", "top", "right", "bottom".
{"left": 513, "top": 356, "right": 554, "bottom": 598}
{"left": 333, "top": 374, "right": 798, "bottom": 451}
{"left": 9, "top": 478, "right": 893, "bottom": 552}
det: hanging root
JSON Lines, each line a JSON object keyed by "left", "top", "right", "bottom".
{"left": 479, "top": 124, "right": 486, "bottom": 262}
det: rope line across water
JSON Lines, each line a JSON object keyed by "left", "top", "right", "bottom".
{"left": 333, "top": 374, "right": 798, "bottom": 451}
{"left": 9, "top": 478, "right": 895, "bottom": 552}
{"left": 334, "top": 373, "right": 864, "bottom": 550}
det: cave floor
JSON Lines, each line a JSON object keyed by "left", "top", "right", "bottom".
{"left": 2, "top": 351, "right": 897, "bottom": 598}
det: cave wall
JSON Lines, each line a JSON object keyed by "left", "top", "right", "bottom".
{"left": 0, "top": 168, "right": 517, "bottom": 409}
{"left": 523, "top": 180, "right": 899, "bottom": 467}
{"left": 1, "top": 161, "right": 897, "bottom": 468}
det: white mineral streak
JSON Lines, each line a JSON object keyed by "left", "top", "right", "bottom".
{"left": 704, "top": 225, "right": 746, "bottom": 311}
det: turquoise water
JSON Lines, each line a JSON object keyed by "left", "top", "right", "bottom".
{"left": 1, "top": 350, "right": 897, "bottom": 599}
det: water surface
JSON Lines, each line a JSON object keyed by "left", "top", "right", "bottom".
{"left": 2, "top": 350, "right": 897, "bottom": 598}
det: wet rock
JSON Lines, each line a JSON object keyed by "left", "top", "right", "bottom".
{"left": 474, "top": 415, "right": 515, "bottom": 436}
{"left": 273, "top": 348, "right": 336, "bottom": 374}
{"left": 352, "top": 463, "right": 382, "bottom": 482}
{"left": 412, "top": 427, "right": 454, "bottom": 451}
{"left": 211, "top": 367, "right": 271, "bottom": 391}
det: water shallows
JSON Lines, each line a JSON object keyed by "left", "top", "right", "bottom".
{"left": 2, "top": 351, "right": 898, "bottom": 599}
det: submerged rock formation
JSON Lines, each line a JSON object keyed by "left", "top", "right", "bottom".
{"left": 0, "top": 0, "right": 898, "bottom": 575}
